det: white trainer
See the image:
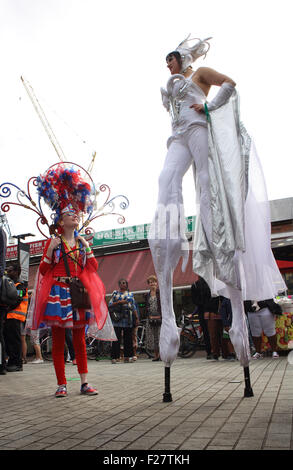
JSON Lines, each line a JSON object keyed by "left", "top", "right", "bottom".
{"left": 252, "top": 352, "right": 263, "bottom": 360}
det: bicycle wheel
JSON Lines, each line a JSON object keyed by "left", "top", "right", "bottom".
{"left": 41, "top": 335, "right": 69, "bottom": 361}
{"left": 178, "top": 329, "right": 198, "bottom": 358}
{"left": 136, "top": 325, "right": 154, "bottom": 358}
{"left": 86, "top": 337, "right": 99, "bottom": 360}
{"left": 99, "top": 340, "right": 112, "bottom": 359}
{"left": 41, "top": 335, "right": 53, "bottom": 361}
{"left": 144, "top": 345, "right": 155, "bottom": 359}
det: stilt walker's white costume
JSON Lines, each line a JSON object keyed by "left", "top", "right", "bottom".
{"left": 149, "top": 36, "right": 286, "bottom": 371}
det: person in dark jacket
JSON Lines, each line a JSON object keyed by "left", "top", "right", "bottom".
{"left": 3, "top": 264, "right": 27, "bottom": 372}
{"left": 220, "top": 297, "right": 236, "bottom": 360}
{"left": 204, "top": 295, "right": 236, "bottom": 360}
{"left": 191, "top": 276, "right": 212, "bottom": 359}
{"left": 0, "top": 226, "right": 7, "bottom": 374}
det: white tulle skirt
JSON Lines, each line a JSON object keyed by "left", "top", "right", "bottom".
{"left": 214, "top": 139, "right": 286, "bottom": 301}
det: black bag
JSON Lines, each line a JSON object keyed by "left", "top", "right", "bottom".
{"left": 61, "top": 242, "right": 91, "bottom": 310}
{"left": 0, "top": 275, "right": 19, "bottom": 306}
{"left": 108, "top": 303, "right": 122, "bottom": 323}
{"left": 265, "top": 299, "right": 283, "bottom": 316}
{"left": 149, "top": 316, "right": 162, "bottom": 326}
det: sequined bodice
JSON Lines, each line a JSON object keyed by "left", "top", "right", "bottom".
{"left": 161, "top": 73, "right": 207, "bottom": 134}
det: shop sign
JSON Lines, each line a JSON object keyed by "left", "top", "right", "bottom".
{"left": 5, "top": 216, "right": 196, "bottom": 258}
{"left": 92, "top": 216, "right": 196, "bottom": 247}
{"left": 6, "top": 239, "right": 47, "bottom": 260}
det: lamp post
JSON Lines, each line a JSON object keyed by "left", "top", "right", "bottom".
{"left": 11, "top": 233, "right": 35, "bottom": 286}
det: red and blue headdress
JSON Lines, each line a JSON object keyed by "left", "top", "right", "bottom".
{"left": 36, "top": 163, "right": 94, "bottom": 223}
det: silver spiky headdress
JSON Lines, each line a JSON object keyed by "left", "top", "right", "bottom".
{"left": 175, "top": 35, "right": 212, "bottom": 72}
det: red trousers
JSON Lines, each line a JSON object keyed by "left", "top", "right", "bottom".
{"left": 52, "top": 326, "right": 88, "bottom": 385}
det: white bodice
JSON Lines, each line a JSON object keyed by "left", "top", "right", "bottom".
{"left": 161, "top": 73, "right": 207, "bottom": 135}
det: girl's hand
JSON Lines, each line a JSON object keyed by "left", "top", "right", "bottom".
{"left": 76, "top": 235, "right": 89, "bottom": 249}
{"left": 45, "top": 236, "right": 61, "bottom": 259}
{"left": 48, "top": 236, "right": 61, "bottom": 251}
{"left": 189, "top": 103, "right": 204, "bottom": 113}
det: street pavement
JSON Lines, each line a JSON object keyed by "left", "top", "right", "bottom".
{"left": 0, "top": 351, "right": 293, "bottom": 452}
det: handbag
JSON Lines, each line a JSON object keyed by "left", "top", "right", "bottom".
{"left": 0, "top": 275, "right": 19, "bottom": 306}
{"left": 108, "top": 302, "right": 132, "bottom": 325}
{"left": 108, "top": 303, "right": 122, "bottom": 323}
{"left": 149, "top": 316, "right": 162, "bottom": 326}
{"left": 61, "top": 241, "right": 91, "bottom": 310}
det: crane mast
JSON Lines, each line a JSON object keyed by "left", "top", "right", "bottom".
{"left": 20, "top": 76, "right": 67, "bottom": 162}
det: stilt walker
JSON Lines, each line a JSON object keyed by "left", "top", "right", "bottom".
{"left": 148, "top": 35, "right": 286, "bottom": 400}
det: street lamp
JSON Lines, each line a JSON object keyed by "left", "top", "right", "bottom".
{"left": 11, "top": 233, "right": 35, "bottom": 286}
{"left": 12, "top": 233, "right": 35, "bottom": 241}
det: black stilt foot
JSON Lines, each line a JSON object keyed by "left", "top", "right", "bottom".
{"left": 163, "top": 366, "right": 172, "bottom": 402}
{"left": 243, "top": 366, "right": 254, "bottom": 397}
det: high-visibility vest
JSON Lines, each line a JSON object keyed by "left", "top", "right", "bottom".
{"left": 7, "top": 282, "right": 28, "bottom": 322}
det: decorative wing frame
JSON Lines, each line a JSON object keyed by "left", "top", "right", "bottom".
{"left": 0, "top": 162, "right": 129, "bottom": 240}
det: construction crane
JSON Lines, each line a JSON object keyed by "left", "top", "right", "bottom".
{"left": 20, "top": 76, "right": 67, "bottom": 162}
{"left": 20, "top": 76, "right": 98, "bottom": 233}
{"left": 20, "top": 76, "right": 98, "bottom": 174}
{"left": 87, "top": 151, "right": 96, "bottom": 174}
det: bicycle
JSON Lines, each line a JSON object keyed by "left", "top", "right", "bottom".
{"left": 178, "top": 314, "right": 205, "bottom": 358}
{"left": 85, "top": 336, "right": 112, "bottom": 360}
{"left": 40, "top": 328, "right": 69, "bottom": 362}
{"left": 136, "top": 319, "right": 154, "bottom": 358}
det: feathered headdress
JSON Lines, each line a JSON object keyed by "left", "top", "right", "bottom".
{"left": 0, "top": 161, "right": 129, "bottom": 239}
{"left": 174, "top": 35, "right": 212, "bottom": 72}
{"left": 36, "top": 163, "right": 94, "bottom": 224}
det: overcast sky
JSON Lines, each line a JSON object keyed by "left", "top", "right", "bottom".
{"left": 1, "top": 0, "right": 292, "bottom": 243}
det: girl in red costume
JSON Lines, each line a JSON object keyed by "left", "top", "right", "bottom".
{"left": 26, "top": 164, "right": 116, "bottom": 398}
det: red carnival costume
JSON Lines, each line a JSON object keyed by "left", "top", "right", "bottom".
{"left": 1, "top": 161, "right": 129, "bottom": 393}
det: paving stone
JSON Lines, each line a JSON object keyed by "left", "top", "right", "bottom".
{"left": 235, "top": 439, "right": 263, "bottom": 450}
{"left": 210, "top": 432, "right": 241, "bottom": 446}
{"left": 179, "top": 438, "right": 210, "bottom": 450}
{"left": 207, "top": 445, "right": 234, "bottom": 450}
{"left": 268, "top": 423, "right": 292, "bottom": 434}
{"left": 242, "top": 427, "right": 267, "bottom": 439}
{"left": 264, "top": 434, "right": 291, "bottom": 448}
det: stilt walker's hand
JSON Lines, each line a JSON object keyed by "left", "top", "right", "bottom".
{"left": 189, "top": 103, "right": 204, "bottom": 113}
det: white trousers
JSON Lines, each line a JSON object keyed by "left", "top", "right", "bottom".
{"left": 149, "top": 125, "right": 250, "bottom": 366}
{"left": 149, "top": 126, "right": 211, "bottom": 365}
{"left": 247, "top": 308, "right": 276, "bottom": 337}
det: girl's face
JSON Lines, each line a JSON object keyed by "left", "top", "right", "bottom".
{"left": 60, "top": 211, "right": 80, "bottom": 230}
{"left": 166, "top": 54, "right": 181, "bottom": 75}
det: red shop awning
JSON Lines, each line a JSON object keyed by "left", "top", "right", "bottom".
{"left": 276, "top": 259, "right": 293, "bottom": 270}
{"left": 96, "top": 248, "right": 197, "bottom": 295}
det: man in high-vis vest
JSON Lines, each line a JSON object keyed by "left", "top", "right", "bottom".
{"left": 0, "top": 226, "right": 7, "bottom": 375}
{"left": 3, "top": 264, "right": 28, "bottom": 372}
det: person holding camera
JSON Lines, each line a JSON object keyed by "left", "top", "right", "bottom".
{"left": 109, "top": 279, "right": 138, "bottom": 364}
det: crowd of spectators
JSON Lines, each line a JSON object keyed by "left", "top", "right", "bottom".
{"left": 0, "top": 226, "right": 282, "bottom": 373}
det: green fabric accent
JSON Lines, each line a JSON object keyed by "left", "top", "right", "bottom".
{"left": 204, "top": 103, "right": 211, "bottom": 123}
